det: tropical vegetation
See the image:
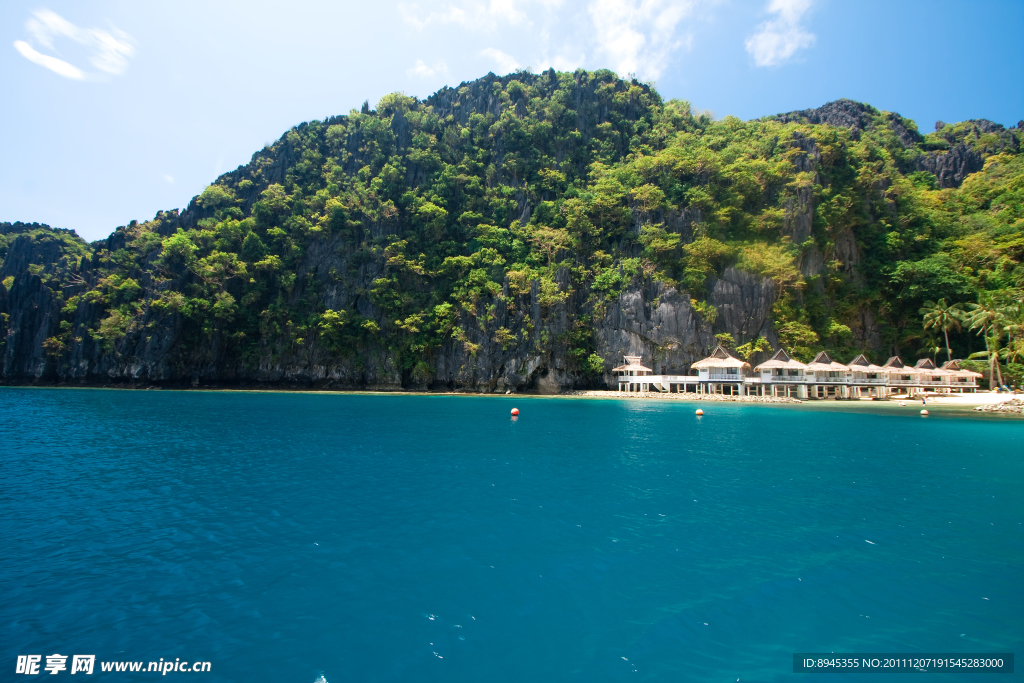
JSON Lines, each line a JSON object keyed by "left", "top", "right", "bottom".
{"left": 1, "top": 69, "right": 1021, "bottom": 388}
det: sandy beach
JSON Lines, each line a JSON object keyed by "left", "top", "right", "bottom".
{"left": 561, "top": 388, "right": 1021, "bottom": 410}
{"left": 922, "top": 392, "right": 1016, "bottom": 406}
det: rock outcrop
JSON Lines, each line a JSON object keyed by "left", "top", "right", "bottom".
{"left": 2, "top": 80, "right": 1015, "bottom": 392}
{"left": 770, "top": 101, "right": 1022, "bottom": 189}
{"left": 915, "top": 143, "right": 985, "bottom": 189}
{"left": 0, "top": 220, "right": 778, "bottom": 391}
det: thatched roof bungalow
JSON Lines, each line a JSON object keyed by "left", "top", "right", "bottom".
{"left": 848, "top": 354, "right": 884, "bottom": 374}
{"left": 806, "top": 351, "right": 850, "bottom": 382}
{"left": 881, "top": 356, "right": 918, "bottom": 388}
{"left": 612, "top": 355, "right": 652, "bottom": 377}
{"left": 846, "top": 354, "right": 886, "bottom": 397}
{"left": 941, "top": 359, "right": 984, "bottom": 388}
{"left": 689, "top": 345, "right": 750, "bottom": 395}
{"left": 913, "top": 358, "right": 950, "bottom": 387}
{"left": 691, "top": 345, "right": 750, "bottom": 372}
{"left": 754, "top": 349, "right": 808, "bottom": 382}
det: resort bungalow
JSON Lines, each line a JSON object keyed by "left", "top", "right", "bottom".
{"left": 805, "top": 351, "right": 852, "bottom": 398}
{"left": 847, "top": 354, "right": 887, "bottom": 398}
{"left": 691, "top": 345, "right": 750, "bottom": 396}
{"left": 753, "top": 349, "right": 809, "bottom": 398}
{"left": 913, "top": 359, "right": 950, "bottom": 392}
{"left": 614, "top": 351, "right": 982, "bottom": 397}
{"left": 941, "top": 359, "right": 983, "bottom": 392}
{"left": 614, "top": 355, "right": 654, "bottom": 392}
{"left": 881, "top": 356, "right": 918, "bottom": 395}
{"left": 615, "top": 355, "right": 702, "bottom": 393}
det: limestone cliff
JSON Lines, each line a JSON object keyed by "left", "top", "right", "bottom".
{"left": 2, "top": 72, "right": 1019, "bottom": 390}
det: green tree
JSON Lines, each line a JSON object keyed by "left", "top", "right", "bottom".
{"left": 919, "top": 298, "right": 963, "bottom": 363}
{"left": 964, "top": 295, "right": 1008, "bottom": 388}
{"left": 735, "top": 337, "right": 772, "bottom": 360}
{"left": 714, "top": 332, "right": 736, "bottom": 349}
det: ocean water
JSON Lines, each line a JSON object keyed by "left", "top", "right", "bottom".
{"left": 1, "top": 388, "right": 1021, "bottom": 682}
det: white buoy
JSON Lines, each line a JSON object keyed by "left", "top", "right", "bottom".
{"left": 695, "top": 408, "right": 704, "bottom": 416}
{"left": 920, "top": 409, "right": 929, "bottom": 416}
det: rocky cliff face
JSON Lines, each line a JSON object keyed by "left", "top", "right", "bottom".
{"left": 771, "top": 99, "right": 877, "bottom": 134}
{"left": 915, "top": 143, "right": 985, "bottom": 189}
{"left": 0, "top": 220, "right": 778, "bottom": 391}
{"left": 3, "top": 81, "right": 1015, "bottom": 391}
{"left": 772, "top": 101, "right": 1022, "bottom": 189}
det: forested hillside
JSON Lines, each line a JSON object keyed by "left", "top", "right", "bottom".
{"left": 1, "top": 69, "right": 1021, "bottom": 390}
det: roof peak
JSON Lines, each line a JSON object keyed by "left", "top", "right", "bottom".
{"left": 769, "top": 348, "right": 792, "bottom": 362}
{"left": 710, "top": 344, "right": 734, "bottom": 359}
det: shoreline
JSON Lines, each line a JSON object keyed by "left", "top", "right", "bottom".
{"left": 3, "top": 382, "right": 1019, "bottom": 411}
{"left": 562, "top": 389, "right": 800, "bottom": 403}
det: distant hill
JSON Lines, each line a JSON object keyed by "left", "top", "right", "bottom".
{"left": 2, "top": 69, "right": 1021, "bottom": 390}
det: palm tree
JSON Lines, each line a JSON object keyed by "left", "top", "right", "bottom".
{"left": 964, "top": 295, "right": 1008, "bottom": 389}
{"left": 920, "top": 299, "right": 963, "bottom": 363}
{"left": 1000, "top": 296, "right": 1023, "bottom": 365}
{"left": 916, "top": 334, "right": 945, "bottom": 363}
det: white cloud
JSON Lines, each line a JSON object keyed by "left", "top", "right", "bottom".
{"left": 163, "top": 175, "right": 175, "bottom": 184}
{"left": 480, "top": 47, "right": 521, "bottom": 73}
{"left": 587, "top": 0, "right": 696, "bottom": 80}
{"left": 13, "top": 40, "right": 84, "bottom": 80}
{"left": 407, "top": 59, "right": 450, "bottom": 78}
{"left": 14, "top": 9, "right": 135, "bottom": 80}
{"left": 400, "top": 0, "right": 710, "bottom": 80}
{"left": 745, "top": 0, "right": 815, "bottom": 67}
{"left": 400, "top": 0, "right": 530, "bottom": 31}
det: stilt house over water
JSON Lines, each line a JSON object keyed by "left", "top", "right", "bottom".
{"left": 806, "top": 351, "right": 851, "bottom": 398}
{"left": 914, "top": 359, "right": 949, "bottom": 389}
{"left": 753, "top": 349, "right": 808, "bottom": 398}
{"left": 882, "top": 357, "right": 918, "bottom": 393}
{"left": 612, "top": 356, "right": 654, "bottom": 392}
{"left": 613, "top": 348, "right": 981, "bottom": 397}
{"left": 690, "top": 345, "right": 750, "bottom": 395}
{"left": 847, "top": 354, "right": 887, "bottom": 398}
{"left": 941, "top": 360, "right": 985, "bottom": 390}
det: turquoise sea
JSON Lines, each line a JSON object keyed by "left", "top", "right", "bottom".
{"left": 1, "top": 388, "right": 1021, "bottom": 682}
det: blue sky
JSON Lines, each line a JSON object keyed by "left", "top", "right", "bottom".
{"left": 2, "top": 0, "right": 1021, "bottom": 242}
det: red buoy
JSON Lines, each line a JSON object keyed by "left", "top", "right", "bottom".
{"left": 511, "top": 408, "right": 520, "bottom": 416}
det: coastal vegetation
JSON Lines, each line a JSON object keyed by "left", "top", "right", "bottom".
{"left": 1, "top": 69, "right": 1021, "bottom": 389}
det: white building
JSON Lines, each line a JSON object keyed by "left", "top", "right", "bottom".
{"left": 806, "top": 351, "right": 852, "bottom": 398}
{"left": 941, "top": 359, "right": 983, "bottom": 392}
{"left": 691, "top": 345, "right": 750, "bottom": 395}
{"left": 881, "top": 356, "right": 918, "bottom": 394}
{"left": 847, "top": 354, "right": 887, "bottom": 398}
{"left": 613, "top": 356, "right": 653, "bottom": 392}
{"left": 612, "top": 350, "right": 981, "bottom": 397}
{"left": 753, "top": 349, "right": 809, "bottom": 398}
{"left": 912, "top": 359, "right": 948, "bottom": 392}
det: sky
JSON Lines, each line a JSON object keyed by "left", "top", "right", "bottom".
{"left": 1, "top": 0, "right": 1022, "bottom": 242}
